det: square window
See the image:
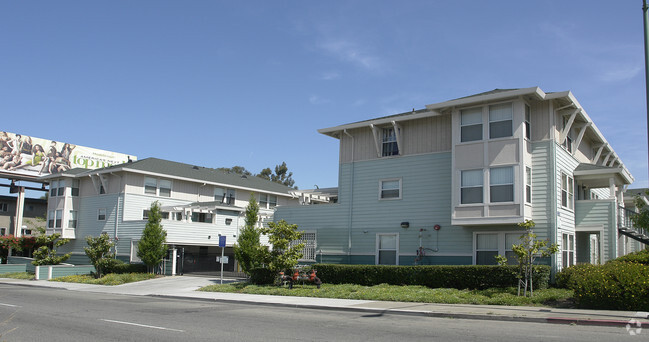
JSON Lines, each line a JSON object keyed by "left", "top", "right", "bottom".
{"left": 380, "top": 179, "right": 401, "bottom": 199}
{"left": 159, "top": 179, "right": 171, "bottom": 197}
{"left": 144, "top": 177, "right": 157, "bottom": 195}
{"left": 489, "top": 103, "right": 513, "bottom": 139}
{"left": 461, "top": 170, "right": 483, "bottom": 204}
{"left": 490, "top": 167, "right": 513, "bottom": 203}
{"left": 98, "top": 208, "right": 106, "bottom": 221}
{"left": 461, "top": 108, "right": 482, "bottom": 142}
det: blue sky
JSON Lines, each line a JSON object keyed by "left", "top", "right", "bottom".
{"left": 1, "top": 1, "right": 647, "bottom": 193}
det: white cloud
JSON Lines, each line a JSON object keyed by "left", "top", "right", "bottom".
{"left": 317, "top": 38, "right": 382, "bottom": 70}
{"left": 598, "top": 65, "right": 643, "bottom": 83}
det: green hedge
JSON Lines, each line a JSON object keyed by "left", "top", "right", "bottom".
{"left": 561, "top": 262, "right": 649, "bottom": 311}
{"left": 312, "top": 264, "right": 550, "bottom": 290}
{"left": 249, "top": 268, "right": 276, "bottom": 285}
{"left": 607, "top": 248, "right": 649, "bottom": 265}
{"left": 104, "top": 260, "right": 147, "bottom": 274}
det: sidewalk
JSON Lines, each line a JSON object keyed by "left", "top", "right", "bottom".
{"left": 1, "top": 276, "right": 647, "bottom": 328}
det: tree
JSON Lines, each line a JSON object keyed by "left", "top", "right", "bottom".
{"left": 631, "top": 190, "right": 649, "bottom": 229}
{"left": 32, "top": 227, "right": 71, "bottom": 266}
{"left": 217, "top": 166, "right": 253, "bottom": 176}
{"left": 234, "top": 194, "right": 264, "bottom": 276}
{"left": 137, "top": 201, "right": 167, "bottom": 274}
{"left": 259, "top": 220, "right": 304, "bottom": 273}
{"left": 498, "top": 220, "right": 558, "bottom": 297}
{"left": 84, "top": 233, "right": 115, "bottom": 278}
{"left": 258, "top": 162, "right": 297, "bottom": 189}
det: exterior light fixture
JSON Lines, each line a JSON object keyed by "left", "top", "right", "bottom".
{"left": 401, "top": 222, "right": 409, "bottom": 228}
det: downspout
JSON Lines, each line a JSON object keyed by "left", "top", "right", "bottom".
{"left": 343, "top": 129, "right": 354, "bottom": 264}
{"left": 550, "top": 106, "right": 559, "bottom": 278}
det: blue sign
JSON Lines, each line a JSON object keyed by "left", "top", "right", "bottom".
{"left": 218, "top": 235, "right": 226, "bottom": 247}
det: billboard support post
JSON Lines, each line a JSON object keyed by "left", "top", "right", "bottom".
{"left": 14, "top": 186, "right": 25, "bottom": 237}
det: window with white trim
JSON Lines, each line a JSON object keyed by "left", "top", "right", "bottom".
{"left": 269, "top": 195, "right": 277, "bottom": 208}
{"left": 215, "top": 187, "right": 235, "bottom": 205}
{"left": 57, "top": 180, "right": 65, "bottom": 196}
{"left": 143, "top": 210, "right": 150, "bottom": 220}
{"left": 562, "top": 233, "right": 575, "bottom": 268}
{"left": 376, "top": 233, "right": 398, "bottom": 265}
{"left": 561, "top": 173, "right": 574, "bottom": 210}
{"left": 144, "top": 177, "right": 157, "bottom": 195}
{"left": 461, "top": 170, "right": 483, "bottom": 204}
{"left": 71, "top": 179, "right": 80, "bottom": 196}
{"left": 476, "top": 233, "right": 498, "bottom": 265}
{"left": 159, "top": 179, "right": 171, "bottom": 197}
{"left": 191, "top": 212, "right": 213, "bottom": 223}
{"left": 461, "top": 107, "right": 482, "bottom": 142}
{"left": 130, "top": 240, "right": 142, "bottom": 263}
{"left": 48, "top": 210, "right": 55, "bottom": 228}
{"left": 50, "top": 180, "right": 58, "bottom": 197}
{"left": 68, "top": 210, "right": 77, "bottom": 229}
{"left": 382, "top": 128, "right": 399, "bottom": 156}
{"left": 55, "top": 209, "right": 62, "bottom": 228}
{"left": 144, "top": 177, "right": 171, "bottom": 197}
{"left": 259, "top": 194, "right": 268, "bottom": 208}
{"left": 379, "top": 179, "right": 401, "bottom": 200}
{"left": 525, "top": 167, "right": 532, "bottom": 204}
{"left": 504, "top": 233, "right": 522, "bottom": 265}
{"left": 98, "top": 208, "right": 106, "bottom": 221}
{"left": 489, "top": 103, "right": 513, "bottom": 139}
{"left": 524, "top": 105, "right": 531, "bottom": 140}
{"left": 562, "top": 117, "right": 573, "bottom": 153}
{"left": 490, "top": 166, "right": 514, "bottom": 203}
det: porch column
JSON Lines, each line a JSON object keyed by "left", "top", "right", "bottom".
{"left": 171, "top": 248, "right": 177, "bottom": 276}
{"left": 609, "top": 177, "right": 615, "bottom": 199}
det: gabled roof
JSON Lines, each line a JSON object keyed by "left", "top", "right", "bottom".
{"left": 41, "top": 158, "right": 296, "bottom": 197}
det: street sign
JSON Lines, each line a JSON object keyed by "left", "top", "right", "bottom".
{"left": 216, "top": 256, "right": 229, "bottom": 263}
{"left": 218, "top": 235, "right": 226, "bottom": 247}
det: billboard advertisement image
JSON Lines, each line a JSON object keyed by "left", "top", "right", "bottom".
{"left": 0, "top": 131, "right": 135, "bottom": 180}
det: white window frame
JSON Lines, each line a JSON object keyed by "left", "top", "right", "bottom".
{"left": 130, "top": 240, "right": 142, "bottom": 263}
{"left": 57, "top": 180, "right": 65, "bottom": 196}
{"left": 525, "top": 166, "right": 532, "bottom": 204}
{"left": 524, "top": 104, "right": 531, "bottom": 140}
{"left": 144, "top": 177, "right": 157, "bottom": 195}
{"left": 50, "top": 180, "right": 58, "bottom": 197}
{"left": 48, "top": 210, "right": 55, "bottom": 228}
{"left": 488, "top": 103, "right": 513, "bottom": 139}
{"left": 55, "top": 209, "right": 63, "bottom": 228}
{"left": 379, "top": 178, "right": 402, "bottom": 200}
{"left": 376, "top": 233, "right": 399, "bottom": 265}
{"left": 473, "top": 231, "right": 525, "bottom": 265}
{"left": 158, "top": 179, "right": 172, "bottom": 197}
{"left": 381, "top": 127, "right": 399, "bottom": 157}
{"left": 561, "top": 172, "right": 574, "bottom": 210}
{"left": 460, "top": 107, "right": 483, "bottom": 142}
{"left": 269, "top": 195, "right": 277, "bottom": 208}
{"left": 71, "top": 179, "right": 80, "bottom": 197}
{"left": 98, "top": 208, "right": 106, "bottom": 221}
{"left": 489, "top": 166, "right": 514, "bottom": 203}
{"left": 562, "top": 233, "right": 575, "bottom": 268}
{"left": 460, "top": 169, "right": 483, "bottom": 204}
{"left": 259, "top": 193, "right": 269, "bottom": 209}
{"left": 68, "top": 210, "right": 78, "bottom": 229}
{"left": 145, "top": 177, "right": 172, "bottom": 197}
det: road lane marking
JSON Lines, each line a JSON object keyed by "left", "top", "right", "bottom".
{"left": 100, "top": 319, "right": 185, "bottom": 333}
{"left": 0, "top": 303, "right": 20, "bottom": 308}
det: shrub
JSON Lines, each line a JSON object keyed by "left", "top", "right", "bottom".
{"left": 249, "top": 268, "right": 276, "bottom": 285}
{"left": 554, "top": 264, "right": 596, "bottom": 289}
{"left": 313, "top": 264, "right": 551, "bottom": 290}
{"left": 607, "top": 248, "right": 649, "bottom": 265}
{"left": 561, "top": 262, "right": 649, "bottom": 311}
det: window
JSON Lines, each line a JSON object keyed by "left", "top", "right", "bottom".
{"left": 215, "top": 187, "right": 235, "bottom": 204}
{"left": 173, "top": 212, "right": 183, "bottom": 221}
{"left": 490, "top": 166, "right": 513, "bottom": 203}
{"left": 380, "top": 179, "right": 401, "bottom": 200}
{"left": 159, "top": 179, "right": 171, "bottom": 197}
{"left": 0, "top": 228, "right": 5, "bottom": 235}
{"left": 461, "top": 107, "right": 482, "bottom": 142}
{"left": 561, "top": 173, "right": 574, "bottom": 210}
{"left": 191, "top": 212, "right": 213, "bottom": 223}
{"left": 48, "top": 210, "right": 55, "bottom": 228}
{"left": 143, "top": 210, "right": 150, "bottom": 220}
{"left": 489, "top": 103, "right": 513, "bottom": 139}
{"left": 130, "top": 240, "right": 141, "bottom": 263}
{"left": 71, "top": 180, "right": 80, "bottom": 196}
{"left": 50, "top": 180, "right": 58, "bottom": 197}
{"left": 0, "top": 203, "right": 7, "bottom": 212}
{"left": 225, "top": 189, "right": 235, "bottom": 205}
{"left": 524, "top": 105, "right": 531, "bottom": 140}
{"left": 68, "top": 210, "right": 77, "bottom": 229}
{"left": 525, "top": 167, "right": 532, "bottom": 204}
{"left": 214, "top": 187, "right": 224, "bottom": 202}
{"left": 461, "top": 170, "right": 483, "bottom": 204}
{"left": 144, "top": 177, "right": 157, "bottom": 195}
{"left": 57, "top": 180, "right": 65, "bottom": 196}
{"left": 99, "top": 184, "right": 106, "bottom": 194}
{"left": 376, "top": 233, "right": 398, "bottom": 265}
{"left": 562, "top": 233, "right": 575, "bottom": 268}
{"left": 161, "top": 211, "right": 170, "bottom": 220}
{"left": 269, "top": 195, "right": 277, "bottom": 208}
{"left": 55, "top": 210, "right": 62, "bottom": 228}
{"left": 98, "top": 208, "right": 106, "bottom": 221}
{"left": 562, "top": 117, "right": 573, "bottom": 153}
{"left": 382, "top": 128, "right": 399, "bottom": 156}
{"left": 294, "top": 232, "right": 316, "bottom": 261}
{"left": 259, "top": 194, "right": 268, "bottom": 209}
{"left": 475, "top": 232, "right": 523, "bottom": 265}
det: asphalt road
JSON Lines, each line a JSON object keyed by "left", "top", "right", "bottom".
{"left": 0, "top": 284, "right": 642, "bottom": 342}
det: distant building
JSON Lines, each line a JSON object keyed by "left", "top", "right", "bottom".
{"left": 40, "top": 158, "right": 299, "bottom": 274}
{"left": 0, "top": 195, "right": 46, "bottom": 236}
{"left": 275, "top": 87, "right": 645, "bottom": 273}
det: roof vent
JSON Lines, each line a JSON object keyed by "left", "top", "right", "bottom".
{"left": 192, "top": 166, "right": 199, "bottom": 170}
{"left": 241, "top": 175, "right": 247, "bottom": 179}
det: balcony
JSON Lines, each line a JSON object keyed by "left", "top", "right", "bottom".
{"left": 618, "top": 206, "right": 649, "bottom": 245}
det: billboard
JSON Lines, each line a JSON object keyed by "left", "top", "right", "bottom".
{"left": 0, "top": 131, "right": 136, "bottom": 180}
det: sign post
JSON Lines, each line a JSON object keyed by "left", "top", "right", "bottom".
{"left": 218, "top": 235, "right": 226, "bottom": 284}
